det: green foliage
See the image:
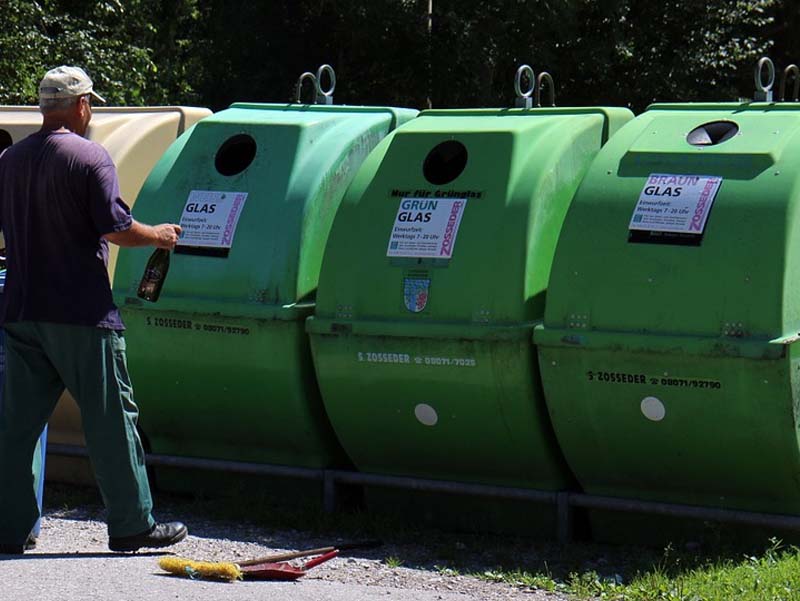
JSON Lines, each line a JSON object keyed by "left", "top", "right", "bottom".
{"left": 0, "top": 1, "right": 795, "bottom": 111}
{"left": 192, "top": 0, "right": 429, "bottom": 109}
{"left": 0, "top": 0, "right": 205, "bottom": 105}
{"left": 430, "top": 0, "right": 777, "bottom": 111}
{"left": 770, "top": 0, "right": 800, "bottom": 101}
{"left": 0, "top": 0, "right": 55, "bottom": 103}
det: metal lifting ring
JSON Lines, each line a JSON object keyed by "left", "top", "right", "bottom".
{"left": 295, "top": 72, "right": 317, "bottom": 104}
{"left": 315, "top": 64, "right": 336, "bottom": 98}
{"left": 755, "top": 57, "right": 776, "bottom": 93}
{"left": 535, "top": 71, "right": 555, "bottom": 107}
{"left": 780, "top": 64, "right": 800, "bottom": 102}
{"left": 514, "top": 64, "right": 535, "bottom": 99}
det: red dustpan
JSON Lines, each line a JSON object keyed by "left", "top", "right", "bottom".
{"left": 240, "top": 549, "right": 340, "bottom": 580}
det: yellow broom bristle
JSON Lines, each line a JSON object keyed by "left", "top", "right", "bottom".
{"left": 158, "top": 556, "right": 243, "bottom": 581}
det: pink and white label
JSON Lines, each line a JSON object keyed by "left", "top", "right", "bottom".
{"left": 629, "top": 174, "right": 722, "bottom": 234}
{"left": 178, "top": 190, "right": 248, "bottom": 249}
{"left": 387, "top": 197, "right": 467, "bottom": 259}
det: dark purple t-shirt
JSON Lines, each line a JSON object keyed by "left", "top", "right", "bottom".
{"left": 0, "top": 130, "right": 132, "bottom": 329}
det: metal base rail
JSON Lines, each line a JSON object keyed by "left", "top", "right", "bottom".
{"left": 48, "top": 443, "right": 800, "bottom": 543}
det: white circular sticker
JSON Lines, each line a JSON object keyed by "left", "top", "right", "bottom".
{"left": 414, "top": 403, "right": 438, "bottom": 426}
{"left": 640, "top": 396, "right": 666, "bottom": 421}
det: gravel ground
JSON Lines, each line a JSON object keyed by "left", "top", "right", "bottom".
{"left": 0, "top": 495, "right": 570, "bottom": 601}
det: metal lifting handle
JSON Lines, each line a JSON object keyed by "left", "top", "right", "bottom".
{"left": 315, "top": 64, "right": 336, "bottom": 105}
{"left": 514, "top": 64, "right": 535, "bottom": 108}
{"left": 754, "top": 57, "right": 775, "bottom": 102}
{"left": 535, "top": 71, "right": 555, "bottom": 107}
{"left": 295, "top": 72, "right": 317, "bottom": 104}
{"left": 295, "top": 65, "right": 336, "bottom": 105}
{"left": 780, "top": 64, "right": 800, "bottom": 102}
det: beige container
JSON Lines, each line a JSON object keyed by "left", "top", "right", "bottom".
{"left": 0, "top": 106, "right": 211, "bottom": 483}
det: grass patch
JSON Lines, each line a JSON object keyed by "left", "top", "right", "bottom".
{"left": 384, "top": 555, "right": 404, "bottom": 568}
{"left": 481, "top": 566, "right": 564, "bottom": 592}
{"left": 564, "top": 538, "right": 800, "bottom": 600}
{"left": 473, "top": 538, "right": 800, "bottom": 600}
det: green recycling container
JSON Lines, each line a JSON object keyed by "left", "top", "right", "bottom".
{"left": 307, "top": 105, "right": 633, "bottom": 490}
{"left": 535, "top": 102, "right": 800, "bottom": 515}
{"left": 113, "top": 102, "right": 417, "bottom": 468}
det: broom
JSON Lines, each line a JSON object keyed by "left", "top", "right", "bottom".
{"left": 158, "top": 540, "right": 382, "bottom": 581}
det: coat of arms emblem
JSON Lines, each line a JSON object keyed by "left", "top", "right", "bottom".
{"left": 403, "top": 277, "right": 430, "bottom": 313}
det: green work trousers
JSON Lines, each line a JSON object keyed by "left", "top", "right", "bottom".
{"left": 0, "top": 322, "right": 155, "bottom": 545}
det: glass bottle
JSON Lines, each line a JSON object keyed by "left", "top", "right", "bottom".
{"left": 137, "top": 248, "right": 170, "bottom": 302}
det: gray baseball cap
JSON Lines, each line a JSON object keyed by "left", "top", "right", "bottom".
{"left": 39, "top": 66, "right": 106, "bottom": 103}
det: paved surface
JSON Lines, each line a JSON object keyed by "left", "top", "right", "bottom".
{"left": 0, "top": 512, "right": 560, "bottom": 601}
{"left": 2, "top": 554, "right": 482, "bottom": 601}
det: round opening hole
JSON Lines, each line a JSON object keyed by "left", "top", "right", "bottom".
{"left": 687, "top": 121, "right": 739, "bottom": 146}
{"left": 215, "top": 134, "right": 257, "bottom": 176}
{"left": 423, "top": 140, "right": 468, "bottom": 186}
{"left": 0, "top": 129, "right": 12, "bottom": 152}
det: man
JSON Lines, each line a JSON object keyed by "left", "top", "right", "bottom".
{"left": 0, "top": 66, "right": 188, "bottom": 554}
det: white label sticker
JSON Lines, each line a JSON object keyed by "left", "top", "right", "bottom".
{"left": 414, "top": 404, "right": 439, "bottom": 427}
{"left": 177, "top": 190, "right": 248, "bottom": 249}
{"left": 386, "top": 197, "right": 467, "bottom": 259}
{"left": 640, "top": 396, "right": 666, "bottom": 422}
{"left": 629, "top": 174, "right": 722, "bottom": 234}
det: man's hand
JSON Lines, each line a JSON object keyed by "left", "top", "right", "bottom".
{"left": 105, "top": 221, "right": 183, "bottom": 249}
{"left": 153, "top": 224, "right": 182, "bottom": 249}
